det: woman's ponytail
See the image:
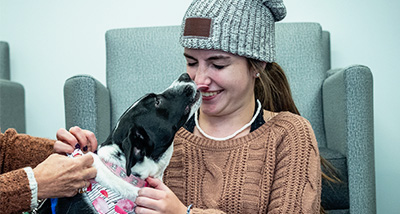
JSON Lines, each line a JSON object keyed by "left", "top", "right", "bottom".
{"left": 249, "top": 59, "right": 341, "bottom": 214}
{"left": 249, "top": 59, "right": 299, "bottom": 115}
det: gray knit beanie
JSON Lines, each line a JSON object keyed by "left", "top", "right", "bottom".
{"left": 180, "top": 0, "right": 286, "bottom": 62}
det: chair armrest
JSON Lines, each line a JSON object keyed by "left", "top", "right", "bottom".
{"left": 322, "top": 65, "right": 376, "bottom": 213}
{"left": 64, "top": 75, "right": 110, "bottom": 143}
{"left": 0, "top": 80, "right": 25, "bottom": 132}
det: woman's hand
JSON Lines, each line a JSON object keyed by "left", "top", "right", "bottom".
{"left": 33, "top": 153, "right": 97, "bottom": 199}
{"left": 135, "top": 177, "right": 187, "bottom": 214}
{"left": 54, "top": 126, "right": 98, "bottom": 154}
{"left": 39, "top": 126, "right": 98, "bottom": 199}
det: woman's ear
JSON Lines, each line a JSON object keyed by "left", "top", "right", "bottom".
{"left": 261, "top": 61, "right": 267, "bottom": 70}
{"left": 252, "top": 61, "right": 267, "bottom": 78}
{"left": 248, "top": 59, "right": 267, "bottom": 77}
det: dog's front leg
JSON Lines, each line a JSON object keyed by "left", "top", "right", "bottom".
{"left": 88, "top": 152, "right": 140, "bottom": 201}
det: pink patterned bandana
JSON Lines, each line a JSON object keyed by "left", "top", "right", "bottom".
{"left": 69, "top": 148, "right": 148, "bottom": 214}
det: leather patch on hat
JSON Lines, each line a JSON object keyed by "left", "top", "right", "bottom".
{"left": 183, "top": 18, "right": 212, "bottom": 38}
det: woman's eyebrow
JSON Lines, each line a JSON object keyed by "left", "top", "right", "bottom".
{"left": 183, "top": 53, "right": 230, "bottom": 61}
{"left": 206, "top": 55, "right": 230, "bottom": 61}
{"left": 183, "top": 53, "right": 196, "bottom": 60}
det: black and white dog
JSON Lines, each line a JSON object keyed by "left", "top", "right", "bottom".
{"left": 38, "top": 73, "right": 201, "bottom": 213}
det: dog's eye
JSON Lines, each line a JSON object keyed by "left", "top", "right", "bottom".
{"left": 154, "top": 97, "right": 161, "bottom": 107}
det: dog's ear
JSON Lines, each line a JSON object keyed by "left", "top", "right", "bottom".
{"left": 122, "top": 126, "right": 148, "bottom": 176}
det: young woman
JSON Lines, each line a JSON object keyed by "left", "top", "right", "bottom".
{"left": 58, "top": 0, "right": 323, "bottom": 213}
{"left": 132, "top": 0, "right": 322, "bottom": 213}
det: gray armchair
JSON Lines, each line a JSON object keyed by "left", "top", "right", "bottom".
{"left": 63, "top": 23, "right": 375, "bottom": 213}
{"left": 0, "top": 41, "right": 25, "bottom": 133}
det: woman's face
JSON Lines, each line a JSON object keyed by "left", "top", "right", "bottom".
{"left": 184, "top": 48, "right": 256, "bottom": 117}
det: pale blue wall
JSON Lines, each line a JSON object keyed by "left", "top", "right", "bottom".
{"left": 0, "top": 0, "right": 398, "bottom": 213}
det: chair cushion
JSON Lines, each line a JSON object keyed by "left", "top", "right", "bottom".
{"left": 324, "top": 209, "right": 349, "bottom": 214}
{"left": 319, "top": 147, "right": 349, "bottom": 210}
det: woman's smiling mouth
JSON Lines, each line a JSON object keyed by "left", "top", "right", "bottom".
{"left": 201, "top": 91, "right": 218, "bottom": 97}
{"left": 201, "top": 90, "right": 222, "bottom": 100}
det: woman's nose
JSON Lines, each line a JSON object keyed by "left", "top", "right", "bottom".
{"left": 193, "top": 64, "right": 211, "bottom": 89}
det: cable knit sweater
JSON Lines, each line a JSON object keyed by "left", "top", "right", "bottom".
{"left": 0, "top": 129, "right": 55, "bottom": 213}
{"left": 164, "top": 111, "right": 321, "bottom": 214}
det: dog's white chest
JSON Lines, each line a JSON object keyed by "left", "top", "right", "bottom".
{"left": 69, "top": 149, "right": 148, "bottom": 213}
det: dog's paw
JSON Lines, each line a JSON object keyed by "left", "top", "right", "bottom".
{"left": 120, "top": 186, "right": 140, "bottom": 201}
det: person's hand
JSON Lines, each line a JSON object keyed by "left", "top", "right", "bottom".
{"left": 135, "top": 177, "right": 187, "bottom": 214}
{"left": 33, "top": 153, "right": 97, "bottom": 199}
{"left": 54, "top": 126, "right": 98, "bottom": 154}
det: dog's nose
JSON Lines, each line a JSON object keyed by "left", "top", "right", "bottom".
{"left": 178, "top": 73, "right": 192, "bottom": 83}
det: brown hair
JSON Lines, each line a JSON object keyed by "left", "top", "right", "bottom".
{"left": 248, "top": 59, "right": 341, "bottom": 214}
{"left": 251, "top": 61, "right": 299, "bottom": 114}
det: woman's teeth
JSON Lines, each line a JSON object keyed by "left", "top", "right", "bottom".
{"left": 201, "top": 91, "right": 218, "bottom": 97}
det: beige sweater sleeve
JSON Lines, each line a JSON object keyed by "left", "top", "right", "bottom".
{"left": 191, "top": 208, "right": 226, "bottom": 214}
{"left": 0, "top": 128, "right": 55, "bottom": 213}
{"left": 267, "top": 116, "right": 321, "bottom": 213}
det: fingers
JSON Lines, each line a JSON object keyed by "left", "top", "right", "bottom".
{"left": 146, "top": 177, "right": 169, "bottom": 191}
{"left": 56, "top": 127, "right": 98, "bottom": 154}
{"left": 82, "top": 166, "right": 97, "bottom": 180}
{"left": 34, "top": 153, "right": 97, "bottom": 199}
{"left": 135, "top": 206, "right": 158, "bottom": 214}
{"left": 77, "top": 179, "right": 92, "bottom": 194}
{"left": 69, "top": 127, "right": 98, "bottom": 153}
{"left": 80, "top": 180, "right": 88, "bottom": 190}
{"left": 83, "top": 130, "right": 98, "bottom": 152}
{"left": 138, "top": 187, "right": 165, "bottom": 200}
{"left": 136, "top": 185, "right": 182, "bottom": 213}
{"left": 66, "top": 156, "right": 96, "bottom": 189}
{"left": 136, "top": 178, "right": 170, "bottom": 202}
{"left": 56, "top": 128, "right": 78, "bottom": 148}
{"left": 76, "top": 152, "right": 94, "bottom": 165}
{"left": 83, "top": 179, "right": 91, "bottom": 190}
{"left": 69, "top": 126, "right": 90, "bottom": 151}
{"left": 74, "top": 154, "right": 97, "bottom": 179}
{"left": 53, "top": 140, "right": 74, "bottom": 154}
{"left": 135, "top": 190, "right": 159, "bottom": 212}
{"left": 135, "top": 178, "right": 187, "bottom": 214}
{"left": 54, "top": 128, "right": 76, "bottom": 154}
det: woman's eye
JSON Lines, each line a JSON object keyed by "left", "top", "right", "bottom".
{"left": 213, "top": 64, "right": 225, "bottom": 69}
{"left": 187, "top": 62, "right": 197, "bottom": 67}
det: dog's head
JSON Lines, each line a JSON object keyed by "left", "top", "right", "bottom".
{"left": 100, "top": 73, "right": 201, "bottom": 177}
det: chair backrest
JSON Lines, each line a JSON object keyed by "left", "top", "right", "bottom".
{"left": 105, "top": 22, "right": 330, "bottom": 147}
{"left": 0, "top": 41, "right": 10, "bottom": 80}
{"left": 275, "top": 23, "right": 331, "bottom": 147}
{"left": 106, "top": 26, "right": 185, "bottom": 129}
{"left": 0, "top": 41, "right": 25, "bottom": 133}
